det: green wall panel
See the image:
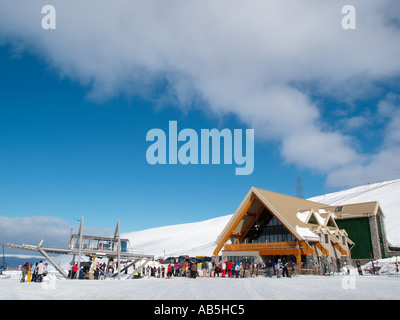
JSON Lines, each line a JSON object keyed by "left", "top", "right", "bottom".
{"left": 336, "top": 218, "right": 372, "bottom": 259}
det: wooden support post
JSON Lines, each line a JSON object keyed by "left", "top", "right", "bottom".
{"left": 213, "top": 195, "right": 255, "bottom": 256}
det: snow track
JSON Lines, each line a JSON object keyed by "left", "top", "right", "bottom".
{"left": 1, "top": 271, "right": 400, "bottom": 300}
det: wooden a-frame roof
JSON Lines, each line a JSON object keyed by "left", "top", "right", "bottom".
{"left": 214, "top": 187, "right": 378, "bottom": 256}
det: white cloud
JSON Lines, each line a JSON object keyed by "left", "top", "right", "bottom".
{"left": 0, "top": 216, "right": 112, "bottom": 250}
{"left": 327, "top": 94, "right": 400, "bottom": 187}
{"left": 1, "top": 0, "right": 400, "bottom": 185}
{"left": 0, "top": 216, "right": 70, "bottom": 248}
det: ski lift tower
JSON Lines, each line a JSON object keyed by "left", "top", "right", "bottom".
{"left": 1, "top": 244, "right": 5, "bottom": 265}
{"left": 69, "top": 216, "right": 125, "bottom": 280}
{"left": 7, "top": 216, "right": 154, "bottom": 280}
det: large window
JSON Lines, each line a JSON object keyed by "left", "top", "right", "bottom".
{"left": 243, "top": 209, "right": 295, "bottom": 244}
{"left": 226, "top": 256, "right": 257, "bottom": 264}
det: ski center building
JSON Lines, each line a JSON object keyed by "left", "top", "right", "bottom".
{"left": 214, "top": 187, "right": 398, "bottom": 270}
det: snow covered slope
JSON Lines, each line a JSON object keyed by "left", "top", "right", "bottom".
{"left": 122, "top": 179, "right": 400, "bottom": 258}
{"left": 122, "top": 215, "right": 232, "bottom": 258}
{"left": 309, "top": 179, "right": 400, "bottom": 246}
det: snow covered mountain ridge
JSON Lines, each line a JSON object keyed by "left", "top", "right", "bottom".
{"left": 123, "top": 179, "right": 400, "bottom": 258}
{"left": 309, "top": 179, "right": 400, "bottom": 247}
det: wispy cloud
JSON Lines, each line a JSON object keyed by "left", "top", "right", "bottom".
{"left": 0, "top": 216, "right": 112, "bottom": 250}
{"left": 1, "top": 0, "right": 400, "bottom": 187}
{"left": 327, "top": 94, "right": 400, "bottom": 187}
{"left": 0, "top": 216, "right": 71, "bottom": 248}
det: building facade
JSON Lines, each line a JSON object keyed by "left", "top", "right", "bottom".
{"left": 214, "top": 187, "right": 394, "bottom": 270}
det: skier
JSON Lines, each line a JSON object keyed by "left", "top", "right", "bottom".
{"left": 201, "top": 260, "right": 207, "bottom": 277}
{"left": 36, "top": 261, "right": 44, "bottom": 282}
{"left": 234, "top": 262, "right": 240, "bottom": 278}
{"left": 265, "top": 260, "right": 273, "bottom": 278}
{"left": 71, "top": 262, "right": 78, "bottom": 279}
{"left": 20, "top": 262, "right": 29, "bottom": 282}
{"left": 207, "top": 261, "right": 213, "bottom": 277}
{"left": 166, "top": 264, "right": 171, "bottom": 278}
{"left": 146, "top": 265, "right": 150, "bottom": 278}
{"left": 161, "top": 265, "right": 165, "bottom": 278}
{"left": 227, "top": 260, "right": 233, "bottom": 278}
{"left": 356, "top": 260, "right": 363, "bottom": 276}
{"left": 174, "top": 262, "right": 180, "bottom": 277}
{"left": 271, "top": 260, "right": 276, "bottom": 275}
{"left": 0, "top": 262, "right": 7, "bottom": 275}
{"left": 282, "top": 258, "right": 289, "bottom": 277}
{"left": 343, "top": 263, "right": 348, "bottom": 276}
{"left": 222, "top": 261, "right": 226, "bottom": 277}
{"left": 276, "top": 259, "right": 282, "bottom": 278}
{"left": 214, "top": 262, "right": 220, "bottom": 277}
{"left": 190, "top": 261, "right": 197, "bottom": 279}
{"left": 31, "top": 263, "right": 38, "bottom": 282}
{"left": 240, "top": 263, "right": 245, "bottom": 278}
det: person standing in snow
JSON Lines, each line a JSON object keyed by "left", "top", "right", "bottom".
{"left": 190, "top": 261, "right": 197, "bottom": 279}
{"left": 206, "top": 261, "right": 211, "bottom": 277}
{"left": 222, "top": 261, "right": 226, "bottom": 277}
{"left": 166, "top": 264, "right": 171, "bottom": 278}
{"left": 174, "top": 262, "right": 180, "bottom": 277}
{"left": 182, "top": 261, "right": 188, "bottom": 277}
{"left": 282, "top": 258, "right": 289, "bottom": 278}
{"left": 276, "top": 259, "right": 282, "bottom": 278}
{"left": 356, "top": 260, "right": 363, "bottom": 276}
{"left": 227, "top": 260, "right": 233, "bottom": 278}
{"left": 201, "top": 260, "right": 207, "bottom": 277}
{"left": 213, "top": 262, "right": 220, "bottom": 277}
{"left": 161, "top": 265, "right": 165, "bottom": 278}
{"left": 265, "top": 260, "right": 272, "bottom": 277}
{"left": 31, "top": 263, "right": 38, "bottom": 282}
{"left": 0, "top": 262, "right": 7, "bottom": 275}
{"left": 20, "top": 262, "right": 29, "bottom": 282}
{"left": 272, "top": 260, "right": 276, "bottom": 276}
{"left": 197, "top": 261, "right": 202, "bottom": 277}
{"left": 235, "top": 263, "right": 240, "bottom": 278}
{"left": 36, "top": 261, "right": 44, "bottom": 282}
{"left": 71, "top": 262, "right": 78, "bottom": 279}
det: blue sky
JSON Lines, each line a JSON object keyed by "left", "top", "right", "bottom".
{"left": 0, "top": 45, "right": 326, "bottom": 233}
{"left": 1, "top": 0, "right": 400, "bottom": 249}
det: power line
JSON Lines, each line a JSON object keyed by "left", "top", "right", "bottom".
{"left": 293, "top": 176, "right": 306, "bottom": 199}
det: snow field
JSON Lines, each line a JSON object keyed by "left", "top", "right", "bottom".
{"left": 2, "top": 179, "right": 400, "bottom": 300}
{"left": 1, "top": 270, "right": 399, "bottom": 300}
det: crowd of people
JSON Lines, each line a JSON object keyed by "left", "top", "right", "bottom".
{"left": 68, "top": 261, "right": 109, "bottom": 279}
{"left": 141, "top": 257, "right": 296, "bottom": 279}
{"left": 17, "top": 257, "right": 296, "bottom": 281}
{"left": 19, "top": 261, "right": 48, "bottom": 282}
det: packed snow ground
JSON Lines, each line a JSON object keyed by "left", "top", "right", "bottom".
{"left": 1, "top": 255, "right": 399, "bottom": 300}
{"left": 2, "top": 180, "right": 400, "bottom": 300}
{"left": 1, "top": 269, "right": 400, "bottom": 300}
